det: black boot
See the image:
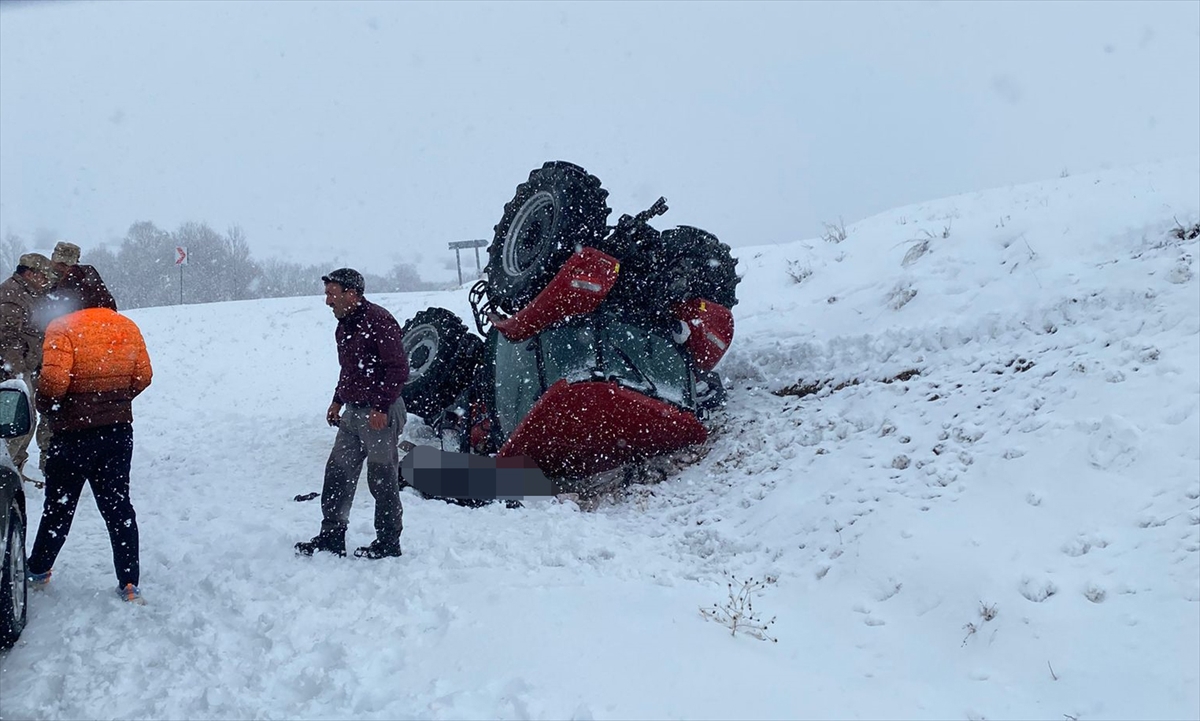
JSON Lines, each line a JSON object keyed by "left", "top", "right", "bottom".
{"left": 353, "top": 538, "right": 402, "bottom": 559}
{"left": 295, "top": 530, "right": 346, "bottom": 557}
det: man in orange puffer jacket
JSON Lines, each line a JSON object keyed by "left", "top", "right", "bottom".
{"left": 26, "top": 276, "right": 153, "bottom": 604}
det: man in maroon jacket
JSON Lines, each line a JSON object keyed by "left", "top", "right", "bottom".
{"left": 296, "top": 268, "right": 410, "bottom": 559}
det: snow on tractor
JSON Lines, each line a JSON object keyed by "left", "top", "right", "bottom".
{"left": 398, "top": 161, "right": 739, "bottom": 502}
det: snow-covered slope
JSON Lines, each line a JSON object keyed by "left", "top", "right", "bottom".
{"left": 0, "top": 158, "right": 1196, "bottom": 721}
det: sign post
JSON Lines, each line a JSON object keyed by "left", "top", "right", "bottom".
{"left": 175, "top": 246, "right": 188, "bottom": 304}
{"left": 448, "top": 239, "right": 488, "bottom": 286}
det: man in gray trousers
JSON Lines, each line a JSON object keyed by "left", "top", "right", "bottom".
{"left": 296, "top": 268, "right": 409, "bottom": 559}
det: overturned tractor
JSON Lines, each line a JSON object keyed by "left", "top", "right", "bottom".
{"left": 399, "top": 161, "right": 739, "bottom": 500}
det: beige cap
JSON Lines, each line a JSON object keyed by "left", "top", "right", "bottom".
{"left": 52, "top": 240, "right": 81, "bottom": 265}
{"left": 18, "top": 252, "right": 57, "bottom": 278}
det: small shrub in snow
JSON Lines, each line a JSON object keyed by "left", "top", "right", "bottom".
{"left": 901, "top": 239, "right": 931, "bottom": 267}
{"left": 821, "top": 217, "right": 848, "bottom": 244}
{"left": 700, "top": 574, "right": 778, "bottom": 642}
{"left": 1170, "top": 219, "right": 1199, "bottom": 241}
{"left": 786, "top": 260, "right": 813, "bottom": 284}
{"left": 961, "top": 622, "right": 978, "bottom": 646}
{"left": 962, "top": 601, "right": 998, "bottom": 646}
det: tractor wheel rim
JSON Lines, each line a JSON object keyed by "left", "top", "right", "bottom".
{"left": 503, "top": 191, "right": 556, "bottom": 278}
{"left": 404, "top": 324, "right": 440, "bottom": 380}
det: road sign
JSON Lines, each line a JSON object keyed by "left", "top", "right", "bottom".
{"left": 448, "top": 239, "right": 487, "bottom": 250}
{"left": 448, "top": 239, "right": 488, "bottom": 285}
{"left": 175, "top": 246, "right": 189, "bottom": 266}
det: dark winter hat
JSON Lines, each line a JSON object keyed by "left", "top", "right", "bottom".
{"left": 322, "top": 267, "right": 365, "bottom": 293}
{"left": 51, "top": 241, "right": 81, "bottom": 265}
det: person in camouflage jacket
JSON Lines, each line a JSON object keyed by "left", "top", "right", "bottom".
{"left": 0, "top": 252, "right": 58, "bottom": 475}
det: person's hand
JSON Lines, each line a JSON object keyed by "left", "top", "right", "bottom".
{"left": 368, "top": 409, "right": 388, "bottom": 431}
{"left": 326, "top": 402, "right": 343, "bottom": 427}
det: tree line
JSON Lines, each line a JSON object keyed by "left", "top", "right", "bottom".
{"left": 1, "top": 221, "right": 452, "bottom": 310}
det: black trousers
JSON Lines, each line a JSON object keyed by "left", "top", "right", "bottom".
{"left": 28, "top": 423, "right": 139, "bottom": 588}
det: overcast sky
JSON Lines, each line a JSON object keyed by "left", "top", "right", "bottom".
{"left": 1, "top": 0, "right": 1197, "bottom": 281}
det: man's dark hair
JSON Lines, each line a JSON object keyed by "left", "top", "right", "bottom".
{"left": 322, "top": 268, "right": 365, "bottom": 294}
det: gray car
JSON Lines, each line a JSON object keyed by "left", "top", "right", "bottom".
{"left": 0, "top": 383, "right": 33, "bottom": 650}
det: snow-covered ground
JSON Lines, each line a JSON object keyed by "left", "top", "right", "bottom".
{"left": 0, "top": 158, "right": 1196, "bottom": 720}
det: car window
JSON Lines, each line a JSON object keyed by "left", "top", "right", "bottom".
{"left": 492, "top": 333, "right": 544, "bottom": 439}
{"left": 492, "top": 318, "right": 695, "bottom": 442}
{"left": 601, "top": 321, "right": 694, "bottom": 408}
{"left": 539, "top": 322, "right": 599, "bottom": 386}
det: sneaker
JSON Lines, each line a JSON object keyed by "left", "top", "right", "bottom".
{"left": 117, "top": 583, "right": 146, "bottom": 605}
{"left": 295, "top": 535, "right": 346, "bottom": 557}
{"left": 353, "top": 539, "right": 402, "bottom": 559}
{"left": 28, "top": 569, "right": 52, "bottom": 589}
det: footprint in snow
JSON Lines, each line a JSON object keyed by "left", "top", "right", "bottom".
{"left": 1085, "top": 414, "right": 1141, "bottom": 470}
{"left": 1019, "top": 575, "right": 1059, "bottom": 603}
{"left": 1061, "top": 535, "right": 1110, "bottom": 557}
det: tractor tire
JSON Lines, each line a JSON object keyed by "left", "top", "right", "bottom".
{"left": 446, "top": 332, "right": 485, "bottom": 400}
{"left": 602, "top": 225, "right": 664, "bottom": 320}
{"left": 486, "top": 161, "right": 612, "bottom": 313}
{"left": 652, "top": 226, "right": 740, "bottom": 309}
{"left": 401, "top": 307, "right": 470, "bottom": 421}
{"left": 606, "top": 226, "right": 740, "bottom": 331}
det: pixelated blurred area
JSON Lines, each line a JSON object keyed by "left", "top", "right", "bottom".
{"left": 400, "top": 445, "right": 553, "bottom": 504}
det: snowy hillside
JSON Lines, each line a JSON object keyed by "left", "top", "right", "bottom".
{"left": 0, "top": 158, "right": 1197, "bottom": 721}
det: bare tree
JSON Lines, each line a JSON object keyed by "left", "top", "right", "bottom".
{"left": 224, "top": 225, "right": 261, "bottom": 300}
{"left": 0, "top": 232, "right": 27, "bottom": 275}
{"left": 113, "top": 221, "right": 174, "bottom": 308}
{"left": 43, "top": 218, "right": 437, "bottom": 309}
{"left": 258, "top": 258, "right": 324, "bottom": 298}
